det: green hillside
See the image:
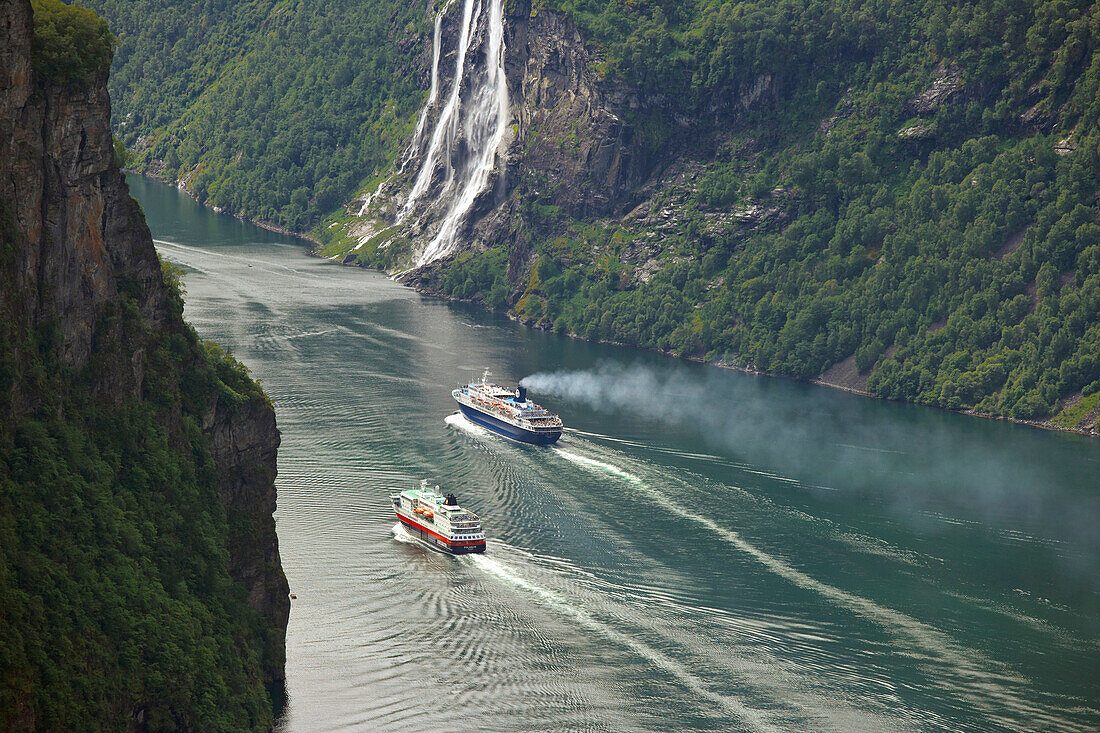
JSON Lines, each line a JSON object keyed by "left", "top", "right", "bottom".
{"left": 425, "top": 0, "right": 1100, "bottom": 426}
{"left": 80, "top": 0, "right": 425, "bottom": 231}
{"left": 84, "top": 0, "right": 1100, "bottom": 429}
{"left": 2, "top": 2, "right": 286, "bottom": 728}
{"left": 0, "top": 261, "right": 280, "bottom": 731}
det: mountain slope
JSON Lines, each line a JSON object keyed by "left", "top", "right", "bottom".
{"left": 0, "top": 1, "right": 288, "bottom": 728}
{"left": 84, "top": 0, "right": 1100, "bottom": 432}
{"left": 336, "top": 0, "right": 1100, "bottom": 431}
{"left": 80, "top": 0, "right": 426, "bottom": 231}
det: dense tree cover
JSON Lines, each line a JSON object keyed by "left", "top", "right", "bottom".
{"left": 445, "top": 0, "right": 1100, "bottom": 424}
{"left": 79, "top": 0, "right": 427, "bottom": 231}
{"left": 31, "top": 0, "right": 113, "bottom": 83}
{"left": 83, "top": 0, "right": 1100, "bottom": 425}
{"left": 0, "top": 249, "right": 279, "bottom": 730}
{"left": 550, "top": 0, "right": 1097, "bottom": 128}
{"left": 492, "top": 128, "right": 1100, "bottom": 422}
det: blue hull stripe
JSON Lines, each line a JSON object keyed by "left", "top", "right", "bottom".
{"left": 458, "top": 404, "right": 561, "bottom": 445}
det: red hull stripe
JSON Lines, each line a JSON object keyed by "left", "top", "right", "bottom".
{"left": 397, "top": 513, "right": 486, "bottom": 547}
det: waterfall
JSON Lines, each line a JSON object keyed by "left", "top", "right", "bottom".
{"left": 404, "top": 3, "right": 450, "bottom": 165}
{"left": 399, "top": 0, "right": 509, "bottom": 268}
{"left": 357, "top": 4, "right": 452, "bottom": 219}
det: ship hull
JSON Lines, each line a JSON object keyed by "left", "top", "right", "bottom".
{"left": 458, "top": 403, "right": 562, "bottom": 445}
{"left": 396, "top": 513, "right": 486, "bottom": 554}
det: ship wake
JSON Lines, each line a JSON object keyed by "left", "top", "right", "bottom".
{"left": 550, "top": 439, "right": 1079, "bottom": 731}
{"left": 468, "top": 550, "right": 783, "bottom": 732}
{"left": 444, "top": 410, "right": 491, "bottom": 437}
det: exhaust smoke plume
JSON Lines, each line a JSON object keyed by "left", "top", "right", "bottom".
{"left": 522, "top": 362, "right": 1100, "bottom": 579}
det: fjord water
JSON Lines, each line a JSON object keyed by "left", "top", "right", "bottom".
{"left": 129, "top": 176, "right": 1100, "bottom": 733}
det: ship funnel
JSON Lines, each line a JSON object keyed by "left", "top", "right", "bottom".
{"left": 517, "top": 386, "right": 528, "bottom": 403}
{"left": 445, "top": 493, "right": 458, "bottom": 506}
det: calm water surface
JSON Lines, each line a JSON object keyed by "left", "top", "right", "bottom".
{"left": 130, "top": 176, "right": 1100, "bottom": 732}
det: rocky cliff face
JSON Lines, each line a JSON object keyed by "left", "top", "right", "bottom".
{"left": 345, "top": 0, "right": 655, "bottom": 275}
{"left": 503, "top": 3, "right": 648, "bottom": 221}
{"left": 339, "top": 0, "right": 776, "bottom": 286}
{"left": 203, "top": 395, "right": 290, "bottom": 685}
{"left": 1, "top": 0, "right": 166, "bottom": 413}
{"left": 1, "top": 0, "right": 288, "bottom": 719}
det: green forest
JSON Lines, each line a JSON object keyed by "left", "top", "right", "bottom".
{"left": 80, "top": 0, "right": 427, "bottom": 231}
{"left": 1, "top": 237, "right": 280, "bottom": 730}
{"left": 428, "top": 0, "right": 1100, "bottom": 426}
{"left": 83, "top": 0, "right": 1100, "bottom": 428}
{"left": 0, "top": 336, "right": 278, "bottom": 731}
{"left": 1, "top": 3, "right": 281, "bottom": 729}
{"left": 29, "top": 0, "right": 112, "bottom": 82}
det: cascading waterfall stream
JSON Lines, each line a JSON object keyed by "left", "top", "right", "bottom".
{"left": 398, "top": 0, "right": 509, "bottom": 268}
{"left": 357, "top": 2, "right": 452, "bottom": 219}
{"left": 400, "top": 0, "right": 477, "bottom": 219}
{"left": 405, "top": 2, "right": 451, "bottom": 166}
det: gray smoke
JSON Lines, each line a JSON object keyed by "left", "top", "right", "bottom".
{"left": 522, "top": 362, "right": 1100, "bottom": 581}
{"left": 523, "top": 362, "right": 874, "bottom": 463}
{"left": 522, "top": 363, "right": 713, "bottom": 420}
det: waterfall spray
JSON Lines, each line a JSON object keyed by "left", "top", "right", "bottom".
{"left": 356, "top": 2, "right": 452, "bottom": 219}
{"left": 405, "top": 5, "right": 450, "bottom": 165}
{"left": 400, "top": 0, "right": 477, "bottom": 219}
{"left": 399, "top": 0, "right": 509, "bottom": 268}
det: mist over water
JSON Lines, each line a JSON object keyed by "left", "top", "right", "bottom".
{"left": 131, "top": 176, "right": 1100, "bottom": 733}
{"left": 523, "top": 363, "right": 1100, "bottom": 578}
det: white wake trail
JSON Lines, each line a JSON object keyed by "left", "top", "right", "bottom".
{"left": 553, "top": 447, "right": 1068, "bottom": 730}
{"left": 470, "top": 553, "right": 782, "bottom": 732}
{"left": 444, "top": 410, "right": 490, "bottom": 438}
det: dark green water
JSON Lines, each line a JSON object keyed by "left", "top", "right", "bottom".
{"left": 129, "top": 175, "right": 1100, "bottom": 733}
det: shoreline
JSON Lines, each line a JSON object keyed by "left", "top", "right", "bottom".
{"left": 130, "top": 171, "right": 322, "bottom": 247}
{"left": 137, "top": 172, "right": 1098, "bottom": 440}
{"left": 406, "top": 277, "right": 1098, "bottom": 439}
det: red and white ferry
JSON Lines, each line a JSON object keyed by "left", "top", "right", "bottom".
{"left": 391, "top": 486, "right": 486, "bottom": 554}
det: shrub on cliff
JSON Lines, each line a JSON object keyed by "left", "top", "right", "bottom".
{"left": 31, "top": 0, "right": 113, "bottom": 83}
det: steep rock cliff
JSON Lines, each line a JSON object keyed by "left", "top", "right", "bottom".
{"left": 1, "top": 0, "right": 289, "bottom": 726}
{"left": 504, "top": 3, "right": 648, "bottom": 221}
{"left": 1, "top": 56, "right": 165, "bottom": 412}
{"left": 343, "top": 0, "right": 656, "bottom": 276}
{"left": 202, "top": 395, "right": 290, "bottom": 683}
{"left": 336, "top": 1, "right": 777, "bottom": 292}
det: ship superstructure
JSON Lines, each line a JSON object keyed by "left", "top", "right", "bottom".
{"left": 391, "top": 486, "right": 486, "bottom": 554}
{"left": 452, "top": 371, "right": 563, "bottom": 445}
